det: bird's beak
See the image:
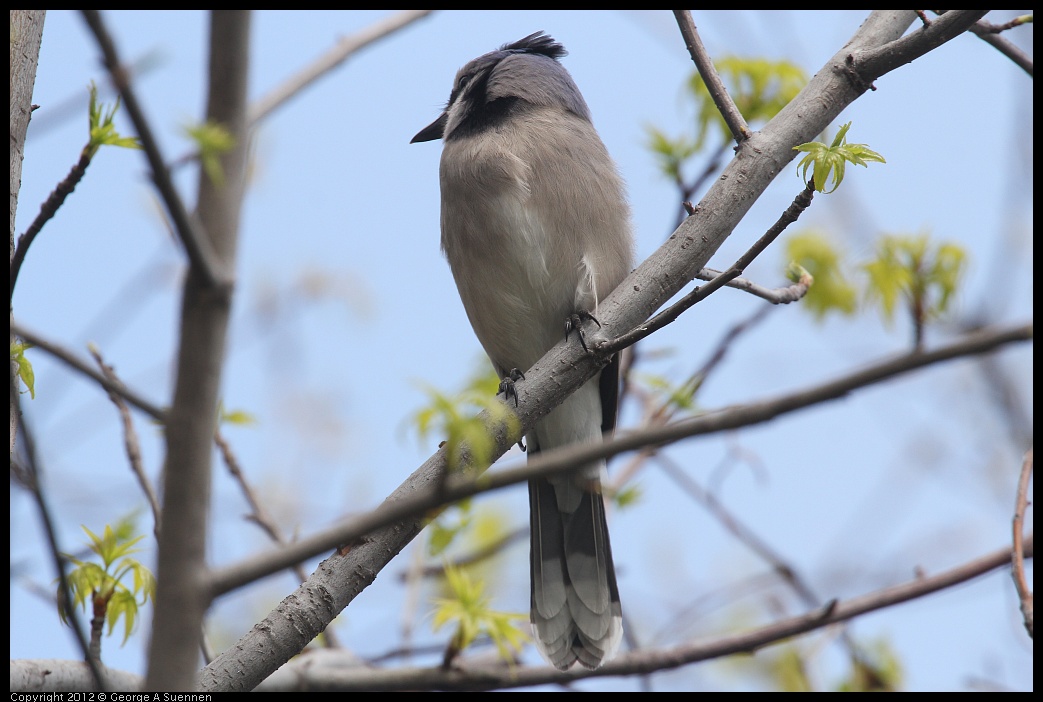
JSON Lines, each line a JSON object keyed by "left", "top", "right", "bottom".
{"left": 410, "top": 112, "right": 447, "bottom": 143}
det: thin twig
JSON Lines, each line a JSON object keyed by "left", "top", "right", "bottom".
{"left": 969, "top": 21, "right": 1033, "bottom": 76}
{"left": 11, "top": 151, "right": 93, "bottom": 299}
{"left": 605, "top": 182, "right": 815, "bottom": 354}
{"left": 673, "top": 142, "right": 731, "bottom": 230}
{"left": 672, "top": 10, "right": 750, "bottom": 143}
{"left": 249, "top": 10, "right": 434, "bottom": 125}
{"left": 80, "top": 10, "right": 229, "bottom": 291}
{"left": 214, "top": 428, "right": 311, "bottom": 585}
{"left": 655, "top": 453, "right": 877, "bottom": 671}
{"left": 213, "top": 426, "right": 342, "bottom": 648}
{"left": 10, "top": 321, "right": 166, "bottom": 421}
{"left": 401, "top": 528, "right": 528, "bottom": 580}
{"left": 973, "top": 14, "right": 1033, "bottom": 33}
{"left": 694, "top": 267, "right": 811, "bottom": 304}
{"left": 611, "top": 304, "right": 773, "bottom": 489}
{"left": 88, "top": 347, "right": 161, "bottom": 536}
{"left": 1012, "top": 448, "right": 1033, "bottom": 638}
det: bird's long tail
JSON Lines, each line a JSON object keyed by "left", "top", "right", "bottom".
{"left": 527, "top": 376, "right": 622, "bottom": 670}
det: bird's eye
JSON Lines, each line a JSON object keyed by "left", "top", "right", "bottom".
{"left": 457, "top": 73, "right": 473, "bottom": 91}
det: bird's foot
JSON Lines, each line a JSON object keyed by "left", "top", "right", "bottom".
{"left": 498, "top": 368, "right": 525, "bottom": 407}
{"left": 565, "top": 310, "right": 601, "bottom": 352}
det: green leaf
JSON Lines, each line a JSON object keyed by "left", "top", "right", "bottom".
{"left": 862, "top": 232, "right": 967, "bottom": 327}
{"left": 427, "top": 501, "right": 473, "bottom": 557}
{"left": 431, "top": 561, "right": 528, "bottom": 664}
{"left": 794, "top": 122, "right": 885, "bottom": 193}
{"left": 614, "top": 484, "right": 643, "bottom": 509}
{"left": 784, "top": 232, "right": 857, "bottom": 319}
{"left": 834, "top": 637, "right": 904, "bottom": 691}
{"left": 86, "top": 81, "right": 141, "bottom": 158}
{"left": 183, "top": 120, "right": 236, "bottom": 187}
{"left": 635, "top": 372, "right": 700, "bottom": 414}
{"left": 411, "top": 376, "right": 522, "bottom": 473}
{"left": 57, "top": 522, "right": 154, "bottom": 651}
{"left": 644, "top": 125, "right": 697, "bottom": 181}
{"left": 10, "top": 341, "right": 36, "bottom": 399}
{"left": 220, "top": 407, "right": 258, "bottom": 426}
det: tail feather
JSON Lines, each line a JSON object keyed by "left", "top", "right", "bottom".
{"left": 529, "top": 476, "right": 622, "bottom": 670}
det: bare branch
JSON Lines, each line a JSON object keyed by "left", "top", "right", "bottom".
{"left": 10, "top": 321, "right": 166, "bottom": 420}
{"left": 9, "top": 659, "right": 141, "bottom": 693}
{"left": 853, "top": 11, "right": 989, "bottom": 82}
{"left": 604, "top": 182, "right": 815, "bottom": 353}
{"left": 80, "top": 10, "right": 230, "bottom": 291}
{"left": 249, "top": 10, "right": 435, "bottom": 125}
{"left": 47, "top": 534, "right": 1028, "bottom": 693}
{"left": 672, "top": 10, "right": 750, "bottom": 143}
{"left": 10, "top": 8, "right": 47, "bottom": 459}
{"left": 89, "top": 347, "right": 161, "bottom": 536}
{"left": 694, "top": 267, "right": 810, "bottom": 304}
{"left": 214, "top": 428, "right": 312, "bottom": 588}
{"left": 969, "top": 21, "right": 1033, "bottom": 76}
{"left": 1013, "top": 448, "right": 1034, "bottom": 638}
{"left": 10, "top": 151, "right": 92, "bottom": 299}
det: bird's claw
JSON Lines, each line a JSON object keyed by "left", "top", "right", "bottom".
{"left": 565, "top": 310, "right": 601, "bottom": 352}
{"left": 499, "top": 368, "right": 525, "bottom": 407}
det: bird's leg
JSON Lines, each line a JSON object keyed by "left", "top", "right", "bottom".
{"left": 565, "top": 310, "right": 601, "bottom": 352}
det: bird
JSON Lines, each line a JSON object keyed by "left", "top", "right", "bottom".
{"left": 411, "top": 31, "right": 633, "bottom": 671}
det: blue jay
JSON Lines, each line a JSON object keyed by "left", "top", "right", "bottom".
{"left": 412, "top": 32, "right": 632, "bottom": 670}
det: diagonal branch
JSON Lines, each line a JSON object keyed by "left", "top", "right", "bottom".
{"left": 604, "top": 181, "right": 815, "bottom": 353}
{"left": 80, "top": 10, "right": 230, "bottom": 291}
{"left": 249, "top": 10, "right": 435, "bottom": 125}
{"left": 672, "top": 10, "right": 750, "bottom": 143}
{"left": 206, "top": 322, "right": 1031, "bottom": 598}
{"left": 10, "top": 321, "right": 166, "bottom": 420}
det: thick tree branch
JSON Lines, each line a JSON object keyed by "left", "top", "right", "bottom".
{"left": 853, "top": 11, "right": 989, "bottom": 80}
{"left": 10, "top": 8, "right": 47, "bottom": 467}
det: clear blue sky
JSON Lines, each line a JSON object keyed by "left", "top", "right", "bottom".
{"left": 11, "top": 10, "right": 1033, "bottom": 691}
